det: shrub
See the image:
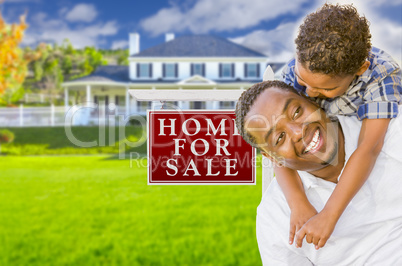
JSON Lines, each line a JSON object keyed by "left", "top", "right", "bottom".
{"left": 0, "top": 129, "right": 15, "bottom": 144}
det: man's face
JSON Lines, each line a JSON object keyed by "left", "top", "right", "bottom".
{"left": 295, "top": 60, "right": 356, "bottom": 98}
{"left": 244, "top": 87, "right": 339, "bottom": 172}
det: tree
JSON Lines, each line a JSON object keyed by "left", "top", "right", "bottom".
{"left": 26, "top": 39, "right": 108, "bottom": 103}
{"left": 117, "top": 49, "right": 129, "bottom": 65}
{"left": 0, "top": 11, "right": 42, "bottom": 104}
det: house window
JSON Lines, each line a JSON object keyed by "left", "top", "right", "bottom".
{"left": 191, "top": 63, "right": 205, "bottom": 76}
{"left": 163, "top": 101, "right": 178, "bottom": 109}
{"left": 138, "top": 101, "right": 152, "bottom": 112}
{"left": 220, "top": 63, "right": 234, "bottom": 78}
{"left": 245, "top": 63, "right": 259, "bottom": 78}
{"left": 94, "top": 95, "right": 109, "bottom": 106}
{"left": 163, "top": 63, "right": 177, "bottom": 78}
{"left": 219, "top": 101, "right": 235, "bottom": 109}
{"left": 115, "top": 96, "right": 125, "bottom": 106}
{"left": 137, "top": 63, "right": 152, "bottom": 78}
{"left": 190, "top": 101, "right": 206, "bottom": 109}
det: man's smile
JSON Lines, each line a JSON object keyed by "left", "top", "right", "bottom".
{"left": 303, "top": 128, "right": 323, "bottom": 154}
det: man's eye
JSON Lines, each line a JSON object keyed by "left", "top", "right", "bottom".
{"left": 293, "top": 107, "right": 301, "bottom": 119}
{"left": 275, "top": 132, "right": 285, "bottom": 145}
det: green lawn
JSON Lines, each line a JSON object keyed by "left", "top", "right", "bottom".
{"left": 0, "top": 156, "right": 263, "bottom": 266}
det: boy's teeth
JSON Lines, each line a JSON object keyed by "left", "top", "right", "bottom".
{"left": 304, "top": 129, "right": 319, "bottom": 153}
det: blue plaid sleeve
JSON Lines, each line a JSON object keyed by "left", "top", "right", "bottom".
{"left": 281, "top": 59, "right": 306, "bottom": 94}
{"left": 281, "top": 59, "right": 295, "bottom": 85}
{"left": 357, "top": 67, "right": 402, "bottom": 120}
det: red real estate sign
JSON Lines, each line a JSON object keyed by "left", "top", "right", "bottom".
{"left": 148, "top": 110, "right": 256, "bottom": 185}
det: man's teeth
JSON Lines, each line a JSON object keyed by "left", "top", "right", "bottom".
{"left": 304, "top": 129, "right": 320, "bottom": 153}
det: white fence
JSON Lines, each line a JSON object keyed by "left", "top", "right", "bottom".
{"left": 0, "top": 101, "right": 237, "bottom": 127}
{"left": 23, "top": 93, "right": 61, "bottom": 103}
{"left": 0, "top": 104, "right": 141, "bottom": 127}
{"left": 0, "top": 105, "right": 67, "bottom": 127}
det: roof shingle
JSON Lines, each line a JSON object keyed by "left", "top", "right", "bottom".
{"left": 69, "top": 65, "right": 130, "bottom": 83}
{"left": 131, "top": 35, "right": 267, "bottom": 57}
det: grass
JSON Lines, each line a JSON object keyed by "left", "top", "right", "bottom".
{"left": 0, "top": 126, "right": 146, "bottom": 155}
{"left": 0, "top": 156, "right": 263, "bottom": 266}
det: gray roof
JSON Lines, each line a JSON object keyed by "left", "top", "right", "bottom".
{"left": 131, "top": 35, "right": 267, "bottom": 57}
{"left": 67, "top": 65, "right": 262, "bottom": 84}
{"left": 69, "top": 65, "right": 130, "bottom": 83}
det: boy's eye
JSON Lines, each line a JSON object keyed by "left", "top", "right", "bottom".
{"left": 275, "top": 132, "right": 285, "bottom": 145}
{"left": 293, "top": 107, "right": 301, "bottom": 120}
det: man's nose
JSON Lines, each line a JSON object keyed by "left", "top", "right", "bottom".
{"left": 287, "top": 122, "right": 303, "bottom": 143}
{"left": 306, "top": 87, "right": 319, "bottom": 97}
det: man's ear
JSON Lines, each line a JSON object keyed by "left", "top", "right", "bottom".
{"left": 356, "top": 61, "right": 370, "bottom": 76}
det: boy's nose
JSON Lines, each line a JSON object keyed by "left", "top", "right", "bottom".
{"left": 306, "top": 87, "right": 319, "bottom": 97}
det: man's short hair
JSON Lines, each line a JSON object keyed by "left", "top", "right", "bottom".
{"left": 235, "top": 80, "right": 298, "bottom": 148}
{"left": 296, "top": 3, "right": 371, "bottom": 76}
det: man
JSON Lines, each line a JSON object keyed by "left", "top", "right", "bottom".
{"left": 235, "top": 80, "right": 402, "bottom": 265}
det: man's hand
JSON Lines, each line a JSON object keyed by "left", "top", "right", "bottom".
{"left": 289, "top": 202, "right": 317, "bottom": 245}
{"left": 295, "top": 211, "right": 338, "bottom": 249}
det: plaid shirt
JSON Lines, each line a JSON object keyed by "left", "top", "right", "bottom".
{"left": 282, "top": 47, "right": 402, "bottom": 120}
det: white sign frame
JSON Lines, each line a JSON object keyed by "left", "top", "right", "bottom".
{"left": 129, "top": 89, "right": 275, "bottom": 192}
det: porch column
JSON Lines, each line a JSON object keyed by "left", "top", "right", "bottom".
{"left": 178, "top": 87, "right": 189, "bottom": 110}
{"left": 178, "top": 101, "right": 184, "bottom": 110}
{"left": 64, "top": 87, "right": 69, "bottom": 106}
{"left": 125, "top": 86, "right": 130, "bottom": 116}
{"left": 206, "top": 100, "right": 214, "bottom": 109}
{"left": 86, "top": 84, "right": 91, "bottom": 104}
{"left": 212, "top": 101, "right": 220, "bottom": 110}
{"left": 151, "top": 86, "right": 158, "bottom": 110}
{"left": 86, "top": 84, "right": 92, "bottom": 125}
{"left": 212, "top": 87, "right": 219, "bottom": 109}
{"left": 64, "top": 87, "right": 69, "bottom": 113}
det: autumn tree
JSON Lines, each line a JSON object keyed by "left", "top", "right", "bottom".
{"left": 0, "top": 11, "right": 42, "bottom": 105}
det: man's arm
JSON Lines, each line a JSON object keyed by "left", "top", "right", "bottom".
{"left": 295, "top": 118, "right": 390, "bottom": 249}
{"left": 257, "top": 180, "right": 314, "bottom": 265}
{"left": 274, "top": 166, "right": 317, "bottom": 245}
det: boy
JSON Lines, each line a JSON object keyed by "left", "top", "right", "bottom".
{"left": 277, "top": 3, "right": 402, "bottom": 249}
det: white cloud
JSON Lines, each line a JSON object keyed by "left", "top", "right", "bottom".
{"left": 111, "top": 40, "right": 129, "bottom": 50}
{"left": 325, "top": 0, "right": 402, "bottom": 63}
{"left": 59, "top": 7, "right": 69, "bottom": 17}
{"left": 23, "top": 10, "right": 118, "bottom": 48}
{"left": 230, "top": 22, "right": 298, "bottom": 62}
{"left": 231, "top": 0, "right": 401, "bottom": 64}
{"left": 65, "top": 3, "right": 98, "bottom": 23}
{"left": 140, "top": 0, "right": 310, "bottom": 36}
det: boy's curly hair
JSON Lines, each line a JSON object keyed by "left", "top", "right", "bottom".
{"left": 296, "top": 3, "right": 371, "bottom": 76}
{"left": 235, "top": 80, "right": 298, "bottom": 148}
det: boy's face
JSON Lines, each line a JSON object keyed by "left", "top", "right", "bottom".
{"left": 295, "top": 60, "right": 356, "bottom": 98}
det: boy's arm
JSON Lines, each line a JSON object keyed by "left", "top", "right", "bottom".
{"left": 295, "top": 118, "right": 390, "bottom": 249}
{"left": 274, "top": 166, "right": 317, "bottom": 245}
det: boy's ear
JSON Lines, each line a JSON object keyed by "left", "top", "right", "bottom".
{"left": 356, "top": 61, "right": 370, "bottom": 75}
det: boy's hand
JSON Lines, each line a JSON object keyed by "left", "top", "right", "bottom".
{"left": 295, "top": 211, "right": 337, "bottom": 249}
{"left": 289, "top": 202, "right": 317, "bottom": 245}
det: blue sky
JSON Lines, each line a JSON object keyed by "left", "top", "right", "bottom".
{"left": 2, "top": 0, "right": 401, "bottom": 63}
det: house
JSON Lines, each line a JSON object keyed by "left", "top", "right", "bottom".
{"left": 62, "top": 33, "right": 272, "bottom": 124}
